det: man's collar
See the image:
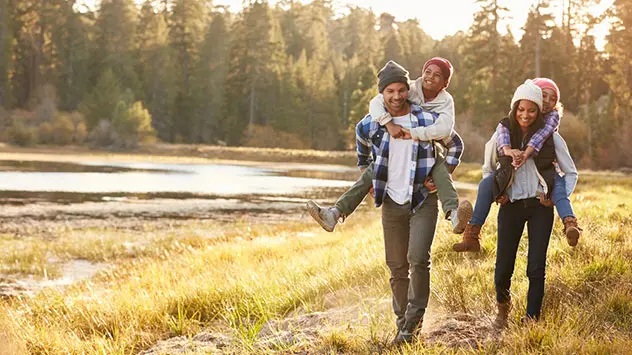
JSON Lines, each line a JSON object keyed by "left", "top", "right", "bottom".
{"left": 410, "top": 103, "right": 423, "bottom": 114}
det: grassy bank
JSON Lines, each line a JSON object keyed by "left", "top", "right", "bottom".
{"left": 0, "top": 143, "right": 357, "bottom": 166}
{"left": 1, "top": 169, "right": 631, "bottom": 354}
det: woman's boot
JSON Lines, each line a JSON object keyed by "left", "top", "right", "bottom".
{"left": 494, "top": 301, "right": 512, "bottom": 328}
{"left": 452, "top": 223, "right": 482, "bottom": 252}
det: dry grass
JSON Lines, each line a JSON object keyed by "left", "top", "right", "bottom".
{"left": 0, "top": 164, "right": 631, "bottom": 354}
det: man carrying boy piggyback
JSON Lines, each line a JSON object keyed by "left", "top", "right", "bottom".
{"left": 308, "top": 58, "right": 472, "bottom": 236}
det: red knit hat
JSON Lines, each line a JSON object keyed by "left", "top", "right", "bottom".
{"left": 532, "top": 78, "right": 560, "bottom": 106}
{"left": 423, "top": 57, "right": 453, "bottom": 88}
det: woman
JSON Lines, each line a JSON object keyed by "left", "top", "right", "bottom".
{"left": 484, "top": 80, "right": 575, "bottom": 326}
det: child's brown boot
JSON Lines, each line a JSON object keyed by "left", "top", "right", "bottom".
{"left": 452, "top": 223, "right": 482, "bottom": 252}
{"left": 563, "top": 216, "right": 582, "bottom": 247}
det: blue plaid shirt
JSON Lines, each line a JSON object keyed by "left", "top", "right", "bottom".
{"left": 355, "top": 104, "right": 463, "bottom": 213}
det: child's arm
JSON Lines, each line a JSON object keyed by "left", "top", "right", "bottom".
{"left": 409, "top": 87, "right": 454, "bottom": 141}
{"left": 525, "top": 111, "right": 561, "bottom": 158}
{"left": 496, "top": 122, "right": 511, "bottom": 156}
{"left": 553, "top": 132, "right": 578, "bottom": 196}
{"left": 436, "top": 130, "right": 464, "bottom": 173}
{"left": 369, "top": 94, "right": 392, "bottom": 125}
{"left": 355, "top": 118, "right": 373, "bottom": 170}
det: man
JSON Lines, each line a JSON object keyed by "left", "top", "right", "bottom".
{"left": 360, "top": 61, "right": 464, "bottom": 344}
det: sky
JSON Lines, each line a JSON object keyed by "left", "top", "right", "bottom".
{"left": 77, "top": 0, "right": 615, "bottom": 50}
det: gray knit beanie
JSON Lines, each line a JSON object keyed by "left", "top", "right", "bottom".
{"left": 377, "top": 61, "right": 410, "bottom": 93}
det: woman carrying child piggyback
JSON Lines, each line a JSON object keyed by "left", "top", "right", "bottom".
{"left": 452, "top": 77, "right": 582, "bottom": 253}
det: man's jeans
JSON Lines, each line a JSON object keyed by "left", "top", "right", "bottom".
{"left": 470, "top": 173, "right": 573, "bottom": 226}
{"left": 382, "top": 193, "right": 439, "bottom": 331}
{"left": 495, "top": 199, "right": 553, "bottom": 320}
{"left": 334, "top": 156, "right": 458, "bottom": 217}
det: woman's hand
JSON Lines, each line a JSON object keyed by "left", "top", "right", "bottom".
{"left": 495, "top": 194, "right": 510, "bottom": 206}
{"left": 538, "top": 193, "right": 553, "bottom": 207}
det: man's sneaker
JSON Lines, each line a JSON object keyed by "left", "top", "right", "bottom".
{"left": 563, "top": 216, "right": 582, "bottom": 246}
{"left": 306, "top": 200, "right": 338, "bottom": 232}
{"left": 451, "top": 200, "right": 473, "bottom": 234}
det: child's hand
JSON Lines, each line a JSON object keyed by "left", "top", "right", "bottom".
{"left": 400, "top": 128, "right": 412, "bottom": 140}
{"left": 423, "top": 177, "right": 437, "bottom": 193}
{"left": 512, "top": 151, "right": 528, "bottom": 170}
{"left": 385, "top": 121, "right": 405, "bottom": 139}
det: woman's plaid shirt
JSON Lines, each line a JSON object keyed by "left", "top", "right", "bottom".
{"left": 355, "top": 104, "right": 463, "bottom": 213}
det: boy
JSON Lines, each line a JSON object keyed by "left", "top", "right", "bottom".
{"left": 308, "top": 58, "right": 472, "bottom": 233}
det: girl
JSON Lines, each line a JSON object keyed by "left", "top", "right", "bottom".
{"left": 452, "top": 78, "right": 581, "bottom": 252}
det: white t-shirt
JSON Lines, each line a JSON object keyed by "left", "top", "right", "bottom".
{"left": 386, "top": 113, "right": 414, "bottom": 204}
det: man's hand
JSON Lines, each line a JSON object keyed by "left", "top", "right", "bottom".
{"left": 400, "top": 128, "right": 412, "bottom": 140}
{"left": 385, "top": 121, "right": 405, "bottom": 139}
{"left": 424, "top": 176, "right": 437, "bottom": 193}
{"left": 369, "top": 186, "right": 375, "bottom": 198}
{"left": 495, "top": 194, "right": 510, "bottom": 206}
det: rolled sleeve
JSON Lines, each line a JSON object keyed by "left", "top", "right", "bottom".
{"left": 355, "top": 119, "right": 372, "bottom": 169}
{"left": 439, "top": 130, "right": 463, "bottom": 167}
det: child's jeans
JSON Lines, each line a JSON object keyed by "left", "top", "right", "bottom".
{"left": 552, "top": 174, "right": 574, "bottom": 220}
{"left": 469, "top": 173, "right": 574, "bottom": 226}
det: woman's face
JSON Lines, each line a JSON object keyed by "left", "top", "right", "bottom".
{"left": 541, "top": 88, "right": 557, "bottom": 114}
{"left": 515, "top": 100, "right": 539, "bottom": 130}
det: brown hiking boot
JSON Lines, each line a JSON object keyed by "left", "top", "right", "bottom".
{"left": 452, "top": 223, "right": 482, "bottom": 252}
{"left": 494, "top": 301, "right": 512, "bottom": 328}
{"left": 563, "top": 216, "right": 582, "bottom": 247}
{"left": 451, "top": 200, "right": 473, "bottom": 234}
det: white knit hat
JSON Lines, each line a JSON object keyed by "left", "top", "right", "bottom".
{"left": 510, "top": 79, "right": 543, "bottom": 112}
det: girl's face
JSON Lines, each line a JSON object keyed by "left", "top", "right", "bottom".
{"left": 541, "top": 88, "right": 557, "bottom": 114}
{"left": 516, "top": 100, "right": 539, "bottom": 131}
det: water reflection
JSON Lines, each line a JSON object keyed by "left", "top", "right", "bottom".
{"left": 0, "top": 160, "right": 354, "bottom": 198}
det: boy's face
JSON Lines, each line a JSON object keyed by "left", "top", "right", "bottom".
{"left": 383, "top": 82, "right": 409, "bottom": 113}
{"left": 421, "top": 64, "right": 446, "bottom": 93}
{"left": 541, "top": 88, "right": 557, "bottom": 114}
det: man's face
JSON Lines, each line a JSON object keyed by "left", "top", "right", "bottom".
{"left": 541, "top": 88, "right": 557, "bottom": 114}
{"left": 421, "top": 64, "right": 446, "bottom": 93}
{"left": 383, "top": 82, "right": 409, "bottom": 113}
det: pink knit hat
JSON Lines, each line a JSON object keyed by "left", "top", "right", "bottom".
{"left": 532, "top": 78, "right": 560, "bottom": 105}
{"left": 423, "top": 57, "right": 453, "bottom": 88}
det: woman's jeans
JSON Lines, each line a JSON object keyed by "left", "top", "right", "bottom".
{"left": 470, "top": 174, "right": 574, "bottom": 226}
{"left": 495, "top": 199, "right": 554, "bottom": 319}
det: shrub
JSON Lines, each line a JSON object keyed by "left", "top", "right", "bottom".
{"left": 38, "top": 122, "right": 54, "bottom": 144}
{"left": 6, "top": 119, "right": 37, "bottom": 146}
{"left": 112, "top": 100, "right": 156, "bottom": 148}
{"left": 241, "top": 124, "right": 308, "bottom": 149}
{"left": 51, "top": 113, "right": 76, "bottom": 146}
{"left": 87, "top": 120, "right": 119, "bottom": 148}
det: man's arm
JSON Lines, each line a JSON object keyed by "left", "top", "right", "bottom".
{"left": 355, "top": 118, "right": 373, "bottom": 170}
{"left": 437, "top": 130, "right": 464, "bottom": 173}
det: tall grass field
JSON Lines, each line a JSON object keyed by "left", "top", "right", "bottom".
{"left": 1, "top": 158, "right": 631, "bottom": 354}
